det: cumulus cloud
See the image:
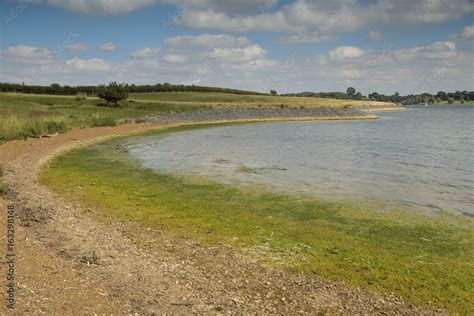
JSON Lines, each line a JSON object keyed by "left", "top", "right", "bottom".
{"left": 329, "top": 46, "right": 365, "bottom": 61}
{"left": 393, "top": 42, "right": 457, "bottom": 62}
{"left": 67, "top": 43, "right": 89, "bottom": 53}
{"left": 130, "top": 47, "right": 161, "bottom": 58}
{"left": 210, "top": 45, "right": 266, "bottom": 63}
{"left": 66, "top": 57, "right": 111, "bottom": 71}
{"left": 6, "top": 45, "right": 52, "bottom": 59}
{"left": 41, "top": 0, "right": 277, "bottom": 15}
{"left": 46, "top": 0, "right": 156, "bottom": 15}
{"left": 460, "top": 25, "right": 474, "bottom": 40}
{"left": 162, "top": 0, "right": 277, "bottom": 13}
{"left": 98, "top": 42, "right": 117, "bottom": 52}
{"left": 171, "top": 0, "right": 473, "bottom": 42}
{"left": 165, "top": 34, "right": 250, "bottom": 48}
{"left": 162, "top": 53, "right": 187, "bottom": 63}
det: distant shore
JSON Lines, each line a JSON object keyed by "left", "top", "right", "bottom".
{"left": 119, "top": 107, "right": 379, "bottom": 125}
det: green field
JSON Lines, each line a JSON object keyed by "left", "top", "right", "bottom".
{"left": 40, "top": 125, "right": 474, "bottom": 313}
{"left": 0, "top": 92, "right": 391, "bottom": 142}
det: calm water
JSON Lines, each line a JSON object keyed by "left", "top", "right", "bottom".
{"left": 123, "top": 105, "right": 474, "bottom": 216}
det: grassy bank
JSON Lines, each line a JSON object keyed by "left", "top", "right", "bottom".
{"left": 39, "top": 125, "right": 474, "bottom": 313}
{"left": 0, "top": 92, "right": 391, "bottom": 142}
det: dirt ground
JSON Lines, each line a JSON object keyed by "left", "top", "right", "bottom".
{"left": 0, "top": 122, "right": 439, "bottom": 314}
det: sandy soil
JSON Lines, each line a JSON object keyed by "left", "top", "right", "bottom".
{"left": 0, "top": 120, "right": 438, "bottom": 314}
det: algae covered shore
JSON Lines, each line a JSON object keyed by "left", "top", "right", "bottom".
{"left": 39, "top": 123, "right": 474, "bottom": 313}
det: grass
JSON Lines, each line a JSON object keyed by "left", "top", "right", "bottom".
{"left": 0, "top": 92, "right": 392, "bottom": 142}
{"left": 0, "top": 115, "right": 70, "bottom": 141}
{"left": 39, "top": 125, "right": 474, "bottom": 313}
{"left": 130, "top": 92, "right": 393, "bottom": 108}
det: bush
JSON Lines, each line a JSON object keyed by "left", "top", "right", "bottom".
{"left": 97, "top": 82, "right": 129, "bottom": 107}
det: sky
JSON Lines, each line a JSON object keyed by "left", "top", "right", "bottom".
{"left": 0, "top": 0, "right": 473, "bottom": 95}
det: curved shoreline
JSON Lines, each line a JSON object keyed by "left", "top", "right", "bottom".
{"left": 0, "top": 113, "right": 436, "bottom": 314}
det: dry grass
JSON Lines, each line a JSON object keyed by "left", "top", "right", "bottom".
{"left": 0, "top": 115, "right": 70, "bottom": 142}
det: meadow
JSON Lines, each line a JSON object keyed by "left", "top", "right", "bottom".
{"left": 0, "top": 92, "right": 391, "bottom": 142}
{"left": 40, "top": 125, "right": 474, "bottom": 313}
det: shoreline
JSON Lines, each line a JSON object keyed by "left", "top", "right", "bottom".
{"left": 119, "top": 107, "right": 378, "bottom": 124}
{"left": 0, "top": 112, "right": 445, "bottom": 314}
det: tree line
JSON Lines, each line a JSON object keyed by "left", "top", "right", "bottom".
{"left": 0, "top": 82, "right": 265, "bottom": 96}
{"left": 283, "top": 87, "right": 474, "bottom": 104}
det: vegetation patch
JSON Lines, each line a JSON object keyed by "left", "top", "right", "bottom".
{"left": 0, "top": 92, "right": 387, "bottom": 142}
{"left": 39, "top": 127, "right": 474, "bottom": 313}
{"left": 0, "top": 115, "right": 70, "bottom": 141}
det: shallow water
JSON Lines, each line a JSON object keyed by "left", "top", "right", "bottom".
{"left": 123, "top": 105, "right": 474, "bottom": 216}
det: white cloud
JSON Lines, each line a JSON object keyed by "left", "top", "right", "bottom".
{"left": 370, "top": 0, "right": 474, "bottom": 25}
{"left": 176, "top": 9, "right": 294, "bottom": 33}
{"left": 461, "top": 25, "right": 474, "bottom": 40}
{"left": 162, "top": 53, "right": 187, "bottom": 63}
{"left": 130, "top": 47, "right": 161, "bottom": 58}
{"left": 98, "top": 42, "right": 117, "bottom": 52}
{"left": 393, "top": 41, "right": 458, "bottom": 61}
{"left": 171, "top": 0, "right": 474, "bottom": 42}
{"left": 67, "top": 43, "right": 89, "bottom": 53}
{"left": 6, "top": 45, "right": 52, "bottom": 59}
{"left": 369, "top": 31, "right": 382, "bottom": 41}
{"left": 165, "top": 34, "right": 250, "bottom": 48}
{"left": 42, "top": 0, "right": 277, "bottom": 15}
{"left": 329, "top": 46, "right": 365, "bottom": 61}
{"left": 161, "top": 0, "right": 278, "bottom": 15}
{"left": 46, "top": 0, "right": 156, "bottom": 15}
{"left": 210, "top": 45, "right": 266, "bottom": 63}
{"left": 66, "top": 57, "right": 111, "bottom": 71}
{"left": 284, "top": 33, "right": 335, "bottom": 44}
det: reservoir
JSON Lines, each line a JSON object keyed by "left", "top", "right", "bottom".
{"left": 123, "top": 105, "right": 474, "bottom": 216}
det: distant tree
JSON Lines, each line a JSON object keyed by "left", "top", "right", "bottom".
{"left": 436, "top": 91, "right": 448, "bottom": 101}
{"left": 346, "top": 87, "right": 356, "bottom": 97}
{"left": 354, "top": 92, "right": 363, "bottom": 100}
{"left": 97, "top": 82, "right": 129, "bottom": 107}
{"left": 50, "top": 83, "right": 61, "bottom": 95}
{"left": 270, "top": 90, "right": 278, "bottom": 96}
{"left": 469, "top": 91, "right": 474, "bottom": 101}
{"left": 448, "top": 98, "right": 454, "bottom": 104}
{"left": 368, "top": 92, "right": 380, "bottom": 100}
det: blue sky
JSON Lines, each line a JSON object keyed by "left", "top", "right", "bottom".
{"left": 1, "top": 0, "right": 473, "bottom": 94}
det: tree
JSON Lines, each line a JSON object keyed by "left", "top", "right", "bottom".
{"left": 346, "top": 87, "right": 356, "bottom": 97}
{"left": 353, "top": 92, "right": 363, "bottom": 100}
{"left": 436, "top": 91, "right": 448, "bottom": 101}
{"left": 50, "top": 83, "right": 61, "bottom": 95}
{"left": 270, "top": 90, "right": 278, "bottom": 96}
{"left": 97, "top": 82, "right": 129, "bottom": 107}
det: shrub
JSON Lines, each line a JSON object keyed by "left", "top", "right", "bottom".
{"left": 97, "top": 82, "right": 129, "bottom": 107}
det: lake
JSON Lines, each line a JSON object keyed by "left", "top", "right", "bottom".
{"left": 123, "top": 105, "right": 474, "bottom": 216}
